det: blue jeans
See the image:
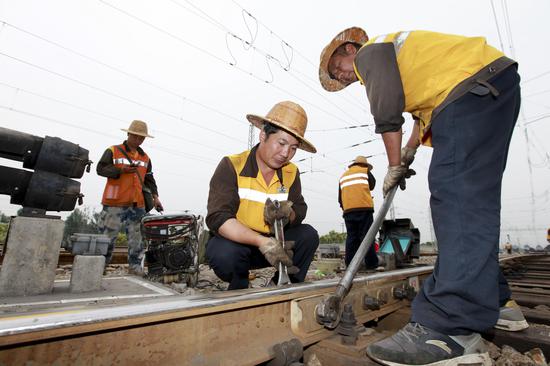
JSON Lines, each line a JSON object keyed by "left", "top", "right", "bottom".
{"left": 411, "top": 67, "right": 520, "bottom": 335}
{"left": 206, "top": 224, "right": 319, "bottom": 290}
{"left": 343, "top": 210, "right": 378, "bottom": 268}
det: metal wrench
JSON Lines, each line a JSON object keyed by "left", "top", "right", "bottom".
{"left": 315, "top": 186, "right": 398, "bottom": 328}
{"left": 273, "top": 200, "right": 291, "bottom": 286}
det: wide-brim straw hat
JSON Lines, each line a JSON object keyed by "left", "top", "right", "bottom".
{"left": 247, "top": 101, "right": 316, "bottom": 153}
{"left": 121, "top": 120, "right": 154, "bottom": 138}
{"left": 319, "top": 27, "right": 369, "bottom": 92}
{"left": 349, "top": 155, "right": 373, "bottom": 170}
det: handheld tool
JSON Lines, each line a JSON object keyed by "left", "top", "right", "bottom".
{"left": 273, "top": 200, "right": 291, "bottom": 286}
{"left": 315, "top": 186, "right": 398, "bottom": 328}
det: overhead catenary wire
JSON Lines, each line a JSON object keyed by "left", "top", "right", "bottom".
{"left": 229, "top": 0, "right": 369, "bottom": 113}
{"left": 0, "top": 51, "right": 246, "bottom": 145}
{"left": 0, "top": 82, "right": 228, "bottom": 154}
{"left": 98, "top": 0, "right": 365, "bottom": 131}
{"left": 308, "top": 124, "right": 373, "bottom": 132}
{"left": 170, "top": 0, "right": 372, "bottom": 125}
{"left": 0, "top": 20, "right": 247, "bottom": 127}
{"left": 0, "top": 105, "right": 219, "bottom": 165}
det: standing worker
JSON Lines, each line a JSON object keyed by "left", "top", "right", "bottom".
{"left": 206, "top": 101, "right": 319, "bottom": 290}
{"left": 97, "top": 120, "right": 163, "bottom": 276}
{"left": 320, "top": 28, "right": 527, "bottom": 365}
{"left": 338, "top": 156, "right": 378, "bottom": 270}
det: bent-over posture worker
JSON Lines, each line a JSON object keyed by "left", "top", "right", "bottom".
{"left": 320, "top": 28, "right": 527, "bottom": 365}
{"left": 206, "top": 101, "right": 319, "bottom": 290}
{"left": 339, "top": 156, "right": 378, "bottom": 269}
{"left": 97, "top": 120, "right": 163, "bottom": 276}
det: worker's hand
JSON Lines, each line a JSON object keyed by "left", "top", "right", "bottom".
{"left": 383, "top": 165, "right": 416, "bottom": 197}
{"left": 264, "top": 199, "right": 293, "bottom": 227}
{"left": 283, "top": 240, "right": 300, "bottom": 275}
{"left": 401, "top": 146, "right": 418, "bottom": 168}
{"left": 120, "top": 166, "right": 137, "bottom": 174}
{"left": 259, "top": 237, "right": 294, "bottom": 269}
{"left": 153, "top": 196, "right": 164, "bottom": 213}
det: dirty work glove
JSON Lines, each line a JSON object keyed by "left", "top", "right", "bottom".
{"left": 259, "top": 237, "right": 294, "bottom": 269}
{"left": 383, "top": 165, "right": 416, "bottom": 197}
{"left": 401, "top": 146, "right": 418, "bottom": 168}
{"left": 282, "top": 241, "right": 300, "bottom": 274}
{"left": 264, "top": 198, "right": 293, "bottom": 227}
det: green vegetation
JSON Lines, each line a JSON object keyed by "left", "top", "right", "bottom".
{"left": 0, "top": 223, "right": 7, "bottom": 246}
{"left": 62, "top": 207, "right": 100, "bottom": 244}
{"left": 319, "top": 230, "right": 347, "bottom": 244}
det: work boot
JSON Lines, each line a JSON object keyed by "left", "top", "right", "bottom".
{"left": 495, "top": 299, "right": 529, "bottom": 331}
{"left": 366, "top": 323, "right": 491, "bottom": 366}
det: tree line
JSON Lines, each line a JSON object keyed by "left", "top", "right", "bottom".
{"left": 0, "top": 208, "right": 128, "bottom": 247}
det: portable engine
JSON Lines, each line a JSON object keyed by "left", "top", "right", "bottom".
{"left": 142, "top": 213, "right": 203, "bottom": 286}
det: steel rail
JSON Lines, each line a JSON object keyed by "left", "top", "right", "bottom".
{"left": 0, "top": 266, "right": 432, "bottom": 340}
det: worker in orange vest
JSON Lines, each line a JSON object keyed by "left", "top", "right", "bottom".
{"left": 97, "top": 120, "right": 163, "bottom": 276}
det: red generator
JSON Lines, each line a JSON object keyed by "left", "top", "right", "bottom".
{"left": 141, "top": 213, "right": 203, "bottom": 286}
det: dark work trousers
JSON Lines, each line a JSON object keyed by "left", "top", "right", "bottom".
{"left": 411, "top": 67, "right": 521, "bottom": 335}
{"left": 206, "top": 224, "right": 319, "bottom": 290}
{"left": 343, "top": 210, "right": 378, "bottom": 268}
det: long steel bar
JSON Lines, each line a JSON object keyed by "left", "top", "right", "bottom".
{"left": 0, "top": 265, "right": 431, "bottom": 342}
{"left": 316, "top": 186, "right": 397, "bottom": 328}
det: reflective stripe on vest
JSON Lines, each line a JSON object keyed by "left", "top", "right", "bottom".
{"left": 101, "top": 145, "right": 150, "bottom": 207}
{"left": 340, "top": 166, "right": 373, "bottom": 211}
{"left": 357, "top": 31, "right": 504, "bottom": 147}
{"left": 238, "top": 188, "right": 288, "bottom": 204}
{"left": 372, "top": 31, "right": 410, "bottom": 54}
{"left": 229, "top": 149, "right": 297, "bottom": 234}
{"left": 113, "top": 158, "right": 148, "bottom": 167}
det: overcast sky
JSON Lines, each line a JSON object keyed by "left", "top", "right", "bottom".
{"left": 0, "top": 0, "right": 548, "bottom": 247}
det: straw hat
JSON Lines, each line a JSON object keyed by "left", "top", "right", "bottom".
{"left": 319, "top": 27, "right": 369, "bottom": 92}
{"left": 247, "top": 101, "right": 316, "bottom": 153}
{"left": 349, "top": 155, "right": 373, "bottom": 170}
{"left": 121, "top": 120, "right": 154, "bottom": 138}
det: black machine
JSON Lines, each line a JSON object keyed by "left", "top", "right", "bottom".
{"left": 0, "top": 127, "right": 91, "bottom": 216}
{"left": 142, "top": 213, "right": 202, "bottom": 286}
{"left": 377, "top": 218, "right": 420, "bottom": 269}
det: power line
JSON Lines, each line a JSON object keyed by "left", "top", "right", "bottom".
{"left": 308, "top": 124, "right": 373, "bottom": 132}
{"left": 229, "top": 0, "right": 369, "bottom": 113}
{"left": 0, "top": 20, "right": 247, "bottom": 127}
{"left": 0, "top": 51, "right": 246, "bottom": 144}
{"left": 0, "top": 105, "right": 218, "bottom": 164}
{"left": 98, "top": 0, "right": 368, "bottom": 131}
{"left": 0, "top": 81, "right": 228, "bottom": 154}
{"left": 170, "top": 0, "right": 371, "bottom": 127}
{"left": 522, "top": 70, "right": 550, "bottom": 85}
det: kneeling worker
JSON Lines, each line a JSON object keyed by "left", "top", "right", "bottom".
{"left": 206, "top": 101, "right": 319, "bottom": 290}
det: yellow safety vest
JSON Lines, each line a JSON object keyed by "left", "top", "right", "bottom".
{"left": 228, "top": 150, "right": 298, "bottom": 234}
{"left": 339, "top": 165, "right": 374, "bottom": 212}
{"left": 354, "top": 31, "right": 504, "bottom": 145}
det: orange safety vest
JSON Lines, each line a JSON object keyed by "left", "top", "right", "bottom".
{"left": 339, "top": 165, "right": 374, "bottom": 212}
{"left": 101, "top": 144, "right": 150, "bottom": 207}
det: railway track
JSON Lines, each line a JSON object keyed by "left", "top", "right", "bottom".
{"left": 0, "top": 254, "right": 548, "bottom": 365}
{"left": 1, "top": 246, "right": 129, "bottom": 266}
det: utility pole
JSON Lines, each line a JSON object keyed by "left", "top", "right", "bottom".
{"left": 429, "top": 208, "right": 437, "bottom": 251}
{"left": 390, "top": 203, "right": 396, "bottom": 220}
{"left": 248, "top": 124, "right": 255, "bottom": 149}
